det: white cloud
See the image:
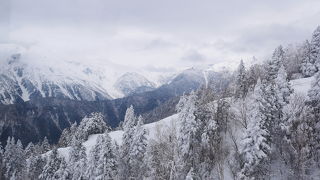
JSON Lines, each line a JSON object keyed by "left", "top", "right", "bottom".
{"left": 1, "top": 0, "right": 320, "bottom": 71}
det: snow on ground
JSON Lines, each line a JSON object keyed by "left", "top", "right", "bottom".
{"left": 291, "top": 76, "right": 314, "bottom": 95}
{"left": 57, "top": 114, "right": 178, "bottom": 159}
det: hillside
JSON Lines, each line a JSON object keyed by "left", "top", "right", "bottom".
{"left": 56, "top": 76, "right": 314, "bottom": 159}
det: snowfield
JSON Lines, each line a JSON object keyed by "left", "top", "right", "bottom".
{"left": 291, "top": 76, "right": 314, "bottom": 95}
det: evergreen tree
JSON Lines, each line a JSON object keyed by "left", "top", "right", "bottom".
{"left": 87, "top": 135, "right": 104, "bottom": 179}
{"left": 3, "top": 138, "right": 27, "bottom": 179}
{"left": 310, "top": 26, "right": 320, "bottom": 70}
{"left": 275, "top": 65, "right": 293, "bottom": 106}
{"left": 266, "top": 45, "right": 285, "bottom": 81}
{"left": 77, "top": 112, "right": 107, "bottom": 141}
{"left": 53, "top": 158, "right": 69, "bottom": 180}
{"left": 280, "top": 94, "right": 315, "bottom": 179}
{"left": 235, "top": 60, "right": 248, "bottom": 99}
{"left": 25, "top": 142, "right": 35, "bottom": 159}
{"left": 175, "top": 92, "right": 200, "bottom": 179}
{"left": 301, "top": 40, "right": 317, "bottom": 77}
{"left": 58, "top": 122, "right": 77, "bottom": 147}
{"left": 97, "top": 132, "right": 117, "bottom": 180}
{"left": 308, "top": 72, "right": 320, "bottom": 164}
{"left": 39, "top": 148, "right": 62, "bottom": 180}
{"left": 145, "top": 119, "right": 177, "bottom": 180}
{"left": 119, "top": 105, "right": 137, "bottom": 180}
{"left": 27, "top": 155, "right": 45, "bottom": 180}
{"left": 68, "top": 137, "right": 87, "bottom": 180}
{"left": 239, "top": 80, "right": 271, "bottom": 179}
{"left": 129, "top": 116, "right": 148, "bottom": 179}
{"left": 87, "top": 132, "right": 117, "bottom": 180}
{"left": 41, "top": 137, "right": 51, "bottom": 153}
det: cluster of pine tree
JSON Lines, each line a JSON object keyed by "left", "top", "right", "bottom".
{"left": 1, "top": 26, "right": 320, "bottom": 180}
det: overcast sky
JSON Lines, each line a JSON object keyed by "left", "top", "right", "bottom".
{"left": 1, "top": 0, "right": 320, "bottom": 71}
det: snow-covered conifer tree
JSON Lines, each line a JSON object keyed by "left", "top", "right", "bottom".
{"left": 25, "top": 142, "right": 35, "bottom": 159}
{"left": 310, "top": 26, "right": 320, "bottom": 70}
{"left": 266, "top": 45, "right": 285, "bottom": 81}
{"left": 53, "top": 158, "right": 69, "bottom": 180}
{"left": 97, "top": 132, "right": 117, "bottom": 180}
{"left": 129, "top": 116, "right": 148, "bottom": 179}
{"left": 175, "top": 91, "right": 200, "bottom": 179}
{"left": 77, "top": 112, "right": 107, "bottom": 141}
{"left": 39, "top": 148, "right": 62, "bottom": 180}
{"left": 68, "top": 137, "right": 87, "bottom": 179}
{"left": 235, "top": 60, "right": 248, "bottom": 99}
{"left": 86, "top": 135, "right": 104, "bottom": 179}
{"left": 275, "top": 65, "right": 293, "bottom": 106}
{"left": 58, "top": 122, "right": 78, "bottom": 147}
{"left": 301, "top": 40, "right": 317, "bottom": 77}
{"left": 118, "top": 105, "right": 137, "bottom": 180}
{"left": 280, "top": 94, "right": 315, "bottom": 179}
{"left": 239, "top": 80, "right": 271, "bottom": 179}
{"left": 308, "top": 72, "right": 320, "bottom": 163}
{"left": 26, "top": 155, "right": 45, "bottom": 180}
{"left": 3, "top": 138, "right": 27, "bottom": 179}
{"left": 41, "top": 137, "right": 51, "bottom": 153}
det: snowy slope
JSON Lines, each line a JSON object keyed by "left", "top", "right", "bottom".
{"left": 57, "top": 114, "right": 178, "bottom": 160}
{"left": 290, "top": 76, "right": 314, "bottom": 95}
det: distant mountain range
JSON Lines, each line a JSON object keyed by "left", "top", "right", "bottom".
{"left": 0, "top": 53, "right": 179, "bottom": 104}
{"left": 0, "top": 51, "right": 230, "bottom": 145}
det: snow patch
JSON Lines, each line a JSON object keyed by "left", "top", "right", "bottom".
{"left": 291, "top": 76, "right": 313, "bottom": 95}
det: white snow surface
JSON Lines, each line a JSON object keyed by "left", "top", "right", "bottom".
{"left": 57, "top": 114, "right": 178, "bottom": 160}
{"left": 291, "top": 76, "right": 314, "bottom": 95}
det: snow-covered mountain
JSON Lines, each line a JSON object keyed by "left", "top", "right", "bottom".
{"left": 114, "top": 72, "right": 156, "bottom": 96}
{"left": 0, "top": 47, "right": 178, "bottom": 104}
{"left": 0, "top": 53, "right": 113, "bottom": 104}
{"left": 0, "top": 47, "right": 226, "bottom": 105}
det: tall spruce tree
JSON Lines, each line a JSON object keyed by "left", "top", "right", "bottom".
{"left": 281, "top": 94, "right": 315, "bottom": 179}
{"left": 308, "top": 72, "right": 320, "bottom": 164}
{"left": 239, "top": 80, "right": 271, "bottom": 179}
{"left": 235, "top": 60, "right": 248, "bottom": 99}
{"left": 266, "top": 45, "right": 285, "bottom": 81}
{"left": 68, "top": 137, "right": 87, "bottom": 179}
{"left": 129, "top": 116, "right": 148, "bottom": 179}
{"left": 3, "top": 138, "right": 27, "bottom": 179}
{"left": 311, "top": 26, "right": 320, "bottom": 70}
{"left": 96, "top": 132, "right": 117, "bottom": 180}
{"left": 175, "top": 92, "right": 200, "bottom": 179}
{"left": 119, "top": 105, "right": 137, "bottom": 180}
{"left": 301, "top": 40, "right": 317, "bottom": 77}
{"left": 39, "top": 148, "right": 62, "bottom": 180}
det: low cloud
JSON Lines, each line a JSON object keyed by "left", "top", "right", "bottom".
{"left": 181, "top": 50, "right": 206, "bottom": 63}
